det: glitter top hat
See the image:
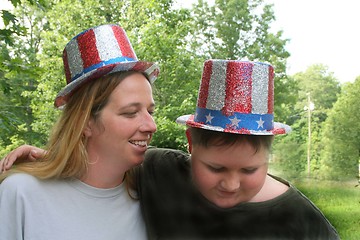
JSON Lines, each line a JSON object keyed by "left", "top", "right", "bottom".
{"left": 55, "top": 24, "right": 160, "bottom": 108}
{"left": 176, "top": 60, "right": 291, "bottom": 135}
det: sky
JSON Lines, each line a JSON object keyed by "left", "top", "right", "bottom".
{"left": 2, "top": 0, "right": 359, "bottom": 83}
{"left": 267, "top": 0, "right": 360, "bottom": 83}
{"left": 178, "top": 0, "right": 360, "bottom": 83}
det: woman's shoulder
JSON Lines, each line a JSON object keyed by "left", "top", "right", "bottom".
{"left": 4, "top": 172, "right": 40, "bottom": 185}
{"left": 2, "top": 172, "right": 39, "bottom": 186}
{"left": 0, "top": 173, "right": 42, "bottom": 200}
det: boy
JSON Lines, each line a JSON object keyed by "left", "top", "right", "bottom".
{"left": 137, "top": 60, "right": 338, "bottom": 239}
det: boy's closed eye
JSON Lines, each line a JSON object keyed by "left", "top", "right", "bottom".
{"left": 241, "top": 168, "right": 258, "bottom": 174}
{"left": 207, "top": 164, "right": 258, "bottom": 175}
{"left": 207, "top": 165, "right": 225, "bottom": 173}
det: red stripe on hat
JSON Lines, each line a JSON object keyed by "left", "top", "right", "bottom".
{"left": 132, "top": 62, "right": 147, "bottom": 71}
{"left": 198, "top": 61, "right": 213, "bottom": 108}
{"left": 224, "top": 62, "right": 252, "bottom": 115}
{"left": 77, "top": 29, "right": 101, "bottom": 69}
{"left": 267, "top": 65, "right": 274, "bottom": 114}
{"left": 112, "top": 25, "right": 136, "bottom": 59}
{"left": 62, "top": 49, "right": 71, "bottom": 84}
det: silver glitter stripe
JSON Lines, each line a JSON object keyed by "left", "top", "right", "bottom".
{"left": 94, "top": 25, "right": 122, "bottom": 61}
{"left": 206, "top": 60, "right": 227, "bottom": 110}
{"left": 66, "top": 39, "right": 83, "bottom": 79}
{"left": 251, "top": 63, "right": 269, "bottom": 114}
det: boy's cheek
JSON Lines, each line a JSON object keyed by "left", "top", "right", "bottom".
{"left": 193, "top": 169, "right": 218, "bottom": 192}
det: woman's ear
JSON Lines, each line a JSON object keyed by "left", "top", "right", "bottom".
{"left": 83, "top": 120, "right": 94, "bottom": 138}
{"left": 185, "top": 128, "right": 192, "bottom": 153}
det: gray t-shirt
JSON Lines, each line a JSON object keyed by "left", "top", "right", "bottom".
{"left": 0, "top": 173, "right": 146, "bottom": 240}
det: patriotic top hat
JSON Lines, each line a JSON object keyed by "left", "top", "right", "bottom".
{"left": 176, "top": 60, "right": 291, "bottom": 135}
{"left": 55, "top": 24, "right": 160, "bottom": 108}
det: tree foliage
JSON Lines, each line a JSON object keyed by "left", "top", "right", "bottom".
{"left": 1, "top": 0, "right": 290, "bottom": 154}
{"left": 0, "top": 1, "right": 49, "bottom": 153}
{"left": 320, "top": 78, "right": 360, "bottom": 180}
{"left": 272, "top": 64, "right": 341, "bottom": 179}
{"left": 2, "top": 0, "right": 358, "bottom": 181}
{"left": 191, "top": 0, "right": 293, "bottom": 123}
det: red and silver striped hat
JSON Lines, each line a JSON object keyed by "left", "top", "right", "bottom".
{"left": 55, "top": 24, "right": 160, "bottom": 108}
{"left": 176, "top": 60, "right": 291, "bottom": 135}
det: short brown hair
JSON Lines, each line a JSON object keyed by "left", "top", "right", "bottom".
{"left": 189, "top": 127, "right": 274, "bottom": 153}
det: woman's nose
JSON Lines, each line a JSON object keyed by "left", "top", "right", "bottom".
{"left": 140, "top": 112, "right": 157, "bottom": 133}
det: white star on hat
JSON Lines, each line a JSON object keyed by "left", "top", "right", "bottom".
{"left": 230, "top": 116, "right": 241, "bottom": 127}
{"left": 205, "top": 113, "right": 214, "bottom": 123}
{"left": 256, "top": 117, "right": 265, "bottom": 129}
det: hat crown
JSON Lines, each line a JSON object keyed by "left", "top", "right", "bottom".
{"left": 197, "top": 60, "right": 274, "bottom": 116}
{"left": 55, "top": 24, "right": 159, "bottom": 108}
{"left": 63, "top": 24, "right": 137, "bottom": 84}
{"left": 176, "top": 59, "right": 290, "bottom": 135}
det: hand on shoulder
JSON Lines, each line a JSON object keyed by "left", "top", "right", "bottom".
{"left": 0, "top": 145, "right": 45, "bottom": 173}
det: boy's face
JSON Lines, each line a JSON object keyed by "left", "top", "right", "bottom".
{"left": 190, "top": 140, "right": 268, "bottom": 208}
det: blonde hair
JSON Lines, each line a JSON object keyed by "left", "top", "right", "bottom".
{"left": 1, "top": 71, "right": 147, "bottom": 195}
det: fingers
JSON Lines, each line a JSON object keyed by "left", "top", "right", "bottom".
{"left": 27, "top": 150, "right": 37, "bottom": 161}
{"left": 0, "top": 145, "right": 45, "bottom": 174}
{"left": 0, "top": 153, "right": 15, "bottom": 173}
{"left": 30, "top": 149, "right": 45, "bottom": 159}
{"left": 0, "top": 148, "right": 21, "bottom": 173}
{"left": 0, "top": 157, "right": 8, "bottom": 173}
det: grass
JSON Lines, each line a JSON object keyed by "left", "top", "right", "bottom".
{"left": 292, "top": 179, "right": 360, "bottom": 240}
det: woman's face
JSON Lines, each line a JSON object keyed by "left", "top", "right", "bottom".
{"left": 191, "top": 141, "right": 269, "bottom": 208}
{"left": 85, "top": 73, "right": 156, "bottom": 170}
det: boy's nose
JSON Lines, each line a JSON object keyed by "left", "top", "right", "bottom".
{"left": 220, "top": 176, "right": 240, "bottom": 191}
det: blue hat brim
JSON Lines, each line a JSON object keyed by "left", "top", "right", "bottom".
{"left": 55, "top": 61, "right": 159, "bottom": 108}
{"left": 176, "top": 114, "right": 291, "bottom": 135}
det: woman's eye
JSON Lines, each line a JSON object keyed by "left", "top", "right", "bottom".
{"left": 122, "top": 112, "right": 137, "bottom": 117}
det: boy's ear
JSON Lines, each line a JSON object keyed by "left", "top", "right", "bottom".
{"left": 185, "top": 128, "right": 192, "bottom": 153}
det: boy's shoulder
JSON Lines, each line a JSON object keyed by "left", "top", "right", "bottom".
{"left": 253, "top": 174, "right": 290, "bottom": 202}
{"left": 142, "top": 147, "right": 191, "bottom": 176}
{"left": 145, "top": 147, "right": 189, "bottom": 162}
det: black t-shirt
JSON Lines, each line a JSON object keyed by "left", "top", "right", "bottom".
{"left": 137, "top": 147, "right": 339, "bottom": 240}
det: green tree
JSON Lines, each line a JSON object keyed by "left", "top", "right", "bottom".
{"left": 28, "top": 0, "right": 122, "bottom": 139}
{"left": 24, "top": 0, "right": 198, "bottom": 150}
{"left": 191, "top": 0, "right": 294, "bottom": 123}
{"left": 272, "top": 64, "right": 340, "bottom": 179}
{"left": 320, "top": 78, "right": 360, "bottom": 180}
{"left": 122, "top": 0, "right": 200, "bottom": 150}
{"left": 293, "top": 64, "right": 340, "bottom": 122}
{"left": 0, "top": 2, "right": 49, "bottom": 153}
{"left": 1, "top": 0, "right": 292, "bottom": 153}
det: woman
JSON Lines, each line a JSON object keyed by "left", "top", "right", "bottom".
{"left": 0, "top": 24, "right": 159, "bottom": 240}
